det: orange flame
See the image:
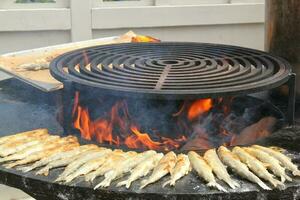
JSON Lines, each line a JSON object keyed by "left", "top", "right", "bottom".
{"left": 187, "top": 98, "right": 213, "bottom": 121}
{"left": 73, "top": 92, "right": 274, "bottom": 150}
{"left": 131, "top": 35, "right": 160, "bottom": 43}
{"left": 72, "top": 93, "right": 186, "bottom": 151}
{"left": 125, "top": 126, "right": 162, "bottom": 150}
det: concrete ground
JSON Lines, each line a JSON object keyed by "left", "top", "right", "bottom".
{"left": 0, "top": 184, "right": 34, "bottom": 200}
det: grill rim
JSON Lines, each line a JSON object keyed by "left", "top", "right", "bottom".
{"left": 49, "top": 42, "right": 292, "bottom": 99}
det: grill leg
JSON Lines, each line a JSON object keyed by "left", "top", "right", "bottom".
{"left": 62, "top": 81, "right": 75, "bottom": 135}
{"left": 287, "top": 73, "right": 296, "bottom": 125}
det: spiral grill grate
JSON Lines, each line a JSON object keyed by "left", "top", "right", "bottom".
{"left": 50, "top": 42, "right": 291, "bottom": 99}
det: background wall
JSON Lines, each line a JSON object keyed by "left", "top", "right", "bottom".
{"left": 0, "top": 0, "right": 265, "bottom": 54}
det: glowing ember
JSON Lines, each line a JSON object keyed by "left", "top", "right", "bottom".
{"left": 187, "top": 98, "right": 213, "bottom": 121}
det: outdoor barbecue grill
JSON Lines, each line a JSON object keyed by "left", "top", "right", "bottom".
{"left": 0, "top": 41, "right": 299, "bottom": 200}
{"left": 50, "top": 42, "right": 294, "bottom": 99}
{"left": 49, "top": 42, "right": 296, "bottom": 139}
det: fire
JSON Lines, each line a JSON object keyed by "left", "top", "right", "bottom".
{"left": 131, "top": 35, "right": 160, "bottom": 43}
{"left": 72, "top": 93, "right": 275, "bottom": 151}
{"left": 187, "top": 99, "right": 213, "bottom": 121}
{"left": 73, "top": 106, "right": 92, "bottom": 140}
{"left": 72, "top": 94, "right": 186, "bottom": 151}
{"left": 125, "top": 126, "right": 162, "bottom": 150}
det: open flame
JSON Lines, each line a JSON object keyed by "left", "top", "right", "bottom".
{"left": 187, "top": 98, "right": 213, "bottom": 121}
{"left": 72, "top": 92, "right": 274, "bottom": 151}
{"left": 72, "top": 94, "right": 186, "bottom": 151}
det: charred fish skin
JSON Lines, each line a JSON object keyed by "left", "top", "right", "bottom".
{"left": 55, "top": 148, "right": 112, "bottom": 182}
{"left": 217, "top": 146, "right": 271, "bottom": 190}
{"left": 162, "top": 154, "right": 190, "bottom": 187}
{"left": 244, "top": 147, "right": 292, "bottom": 183}
{"left": 140, "top": 151, "right": 177, "bottom": 189}
{"left": 188, "top": 151, "right": 227, "bottom": 192}
{"left": 117, "top": 153, "right": 164, "bottom": 189}
{"left": 21, "top": 144, "right": 98, "bottom": 173}
{"left": 204, "top": 149, "right": 240, "bottom": 189}
{"left": 233, "top": 147, "right": 285, "bottom": 190}
{"left": 252, "top": 145, "right": 300, "bottom": 177}
{"left": 94, "top": 150, "right": 156, "bottom": 189}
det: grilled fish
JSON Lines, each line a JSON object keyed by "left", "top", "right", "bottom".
{"left": 204, "top": 149, "right": 239, "bottom": 189}
{"left": 140, "top": 151, "right": 177, "bottom": 189}
{"left": 233, "top": 146, "right": 284, "bottom": 189}
{"left": 244, "top": 147, "right": 292, "bottom": 183}
{"left": 188, "top": 151, "right": 227, "bottom": 192}
{"left": 0, "top": 129, "right": 48, "bottom": 145}
{"left": 55, "top": 148, "right": 112, "bottom": 182}
{"left": 117, "top": 153, "right": 163, "bottom": 188}
{"left": 36, "top": 148, "right": 102, "bottom": 176}
{"left": 5, "top": 142, "right": 79, "bottom": 168}
{"left": 253, "top": 145, "right": 300, "bottom": 177}
{"left": 94, "top": 150, "right": 156, "bottom": 188}
{"left": 162, "top": 153, "right": 190, "bottom": 187}
{"left": 64, "top": 153, "right": 110, "bottom": 183}
{"left": 85, "top": 150, "right": 134, "bottom": 182}
{"left": 21, "top": 144, "right": 98, "bottom": 173}
{"left": 0, "top": 134, "right": 52, "bottom": 157}
{"left": 217, "top": 146, "right": 270, "bottom": 190}
{"left": 0, "top": 135, "right": 61, "bottom": 163}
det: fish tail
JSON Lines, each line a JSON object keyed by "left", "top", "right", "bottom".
{"left": 251, "top": 175, "right": 271, "bottom": 190}
{"left": 20, "top": 166, "right": 32, "bottom": 173}
{"left": 257, "top": 180, "right": 271, "bottom": 190}
{"left": 0, "top": 157, "right": 10, "bottom": 163}
{"left": 94, "top": 178, "right": 112, "bottom": 189}
{"left": 280, "top": 175, "right": 286, "bottom": 183}
{"left": 54, "top": 175, "right": 65, "bottom": 183}
{"left": 125, "top": 181, "right": 132, "bottom": 189}
{"left": 162, "top": 180, "right": 171, "bottom": 188}
{"left": 36, "top": 167, "right": 49, "bottom": 176}
{"left": 293, "top": 170, "right": 300, "bottom": 177}
{"left": 64, "top": 175, "right": 74, "bottom": 183}
{"left": 284, "top": 174, "right": 292, "bottom": 182}
{"left": 4, "top": 163, "right": 16, "bottom": 169}
{"left": 225, "top": 179, "right": 239, "bottom": 189}
{"left": 140, "top": 179, "right": 151, "bottom": 189}
{"left": 207, "top": 182, "right": 228, "bottom": 192}
{"left": 269, "top": 178, "right": 285, "bottom": 190}
{"left": 85, "top": 173, "right": 95, "bottom": 182}
{"left": 116, "top": 180, "right": 127, "bottom": 187}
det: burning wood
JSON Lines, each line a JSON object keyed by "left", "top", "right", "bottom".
{"left": 231, "top": 117, "right": 277, "bottom": 146}
{"left": 71, "top": 92, "right": 280, "bottom": 152}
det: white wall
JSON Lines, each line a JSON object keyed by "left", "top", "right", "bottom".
{"left": 0, "top": 31, "right": 70, "bottom": 54}
{"left": 93, "top": 23, "right": 264, "bottom": 50}
{"left": 0, "top": 1, "right": 265, "bottom": 54}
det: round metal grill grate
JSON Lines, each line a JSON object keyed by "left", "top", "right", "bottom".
{"left": 50, "top": 42, "right": 291, "bottom": 99}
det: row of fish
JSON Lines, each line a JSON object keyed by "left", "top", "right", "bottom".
{"left": 0, "top": 128, "right": 300, "bottom": 192}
